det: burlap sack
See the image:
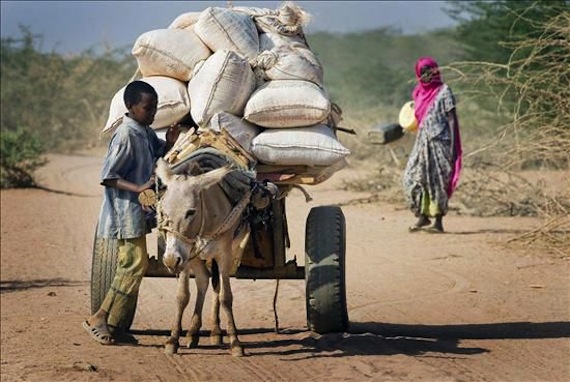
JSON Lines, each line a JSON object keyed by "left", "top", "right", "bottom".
{"left": 244, "top": 80, "right": 331, "bottom": 128}
{"left": 189, "top": 50, "right": 256, "bottom": 126}
{"left": 132, "top": 28, "right": 211, "bottom": 82}
{"left": 194, "top": 7, "right": 259, "bottom": 60}
{"left": 205, "top": 112, "right": 263, "bottom": 151}
{"left": 251, "top": 123, "right": 350, "bottom": 166}
{"left": 252, "top": 42, "right": 323, "bottom": 86}
{"left": 168, "top": 11, "right": 201, "bottom": 30}
{"left": 102, "top": 76, "right": 191, "bottom": 133}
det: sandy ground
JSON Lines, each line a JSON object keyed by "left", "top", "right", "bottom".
{"left": 1, "top": 152, "right": 569, "bottom": 382}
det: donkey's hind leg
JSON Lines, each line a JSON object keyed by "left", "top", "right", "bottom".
{"left": 209, "top": 260, "right": 223, "bottom": 346}
{"left": 215, "top": 254, "right": 244, "bottom": 357}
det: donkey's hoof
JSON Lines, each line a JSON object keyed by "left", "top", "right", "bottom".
{"left": 210, "top": 334, "right": 223, "bottom": 346}
{"left": 164, "top": 338, "right": 179, "bottom": 355}
{"left": 187, "top": 335, "right": 199, "bottom": 349}
{"left": 231, "top": 346, "right": 245, "bottom": 357}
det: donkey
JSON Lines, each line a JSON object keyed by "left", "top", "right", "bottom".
{"left": 155, "top": 157, "right": 253, "bottom": 357}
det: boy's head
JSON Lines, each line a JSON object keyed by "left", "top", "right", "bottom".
{"left": 124, "top": 81, "right": 158, "bottom": 126}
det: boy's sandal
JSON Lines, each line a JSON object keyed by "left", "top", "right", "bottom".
{"left": 83, "top": 320, "right": 115, "bottom": 345}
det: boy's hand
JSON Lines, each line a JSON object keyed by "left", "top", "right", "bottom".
{"left": 138, "top": 176, "right": 155, "bottom": 193}
{"left": 166, "top": 124, "right": 181, "bottom": 144}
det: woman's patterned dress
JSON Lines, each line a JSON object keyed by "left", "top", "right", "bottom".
{"left": 403, "top": 84, "right": 456, "bottom": 217}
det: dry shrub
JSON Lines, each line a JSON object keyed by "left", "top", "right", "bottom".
{"left": 449, "top": 12, "right": 570, "bottom": 252}
{"left": 446, "top": 12, "right": 570, "bottom": 170}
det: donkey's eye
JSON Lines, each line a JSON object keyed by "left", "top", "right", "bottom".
{"left": 185, "top": 209, "right": 196, "bottom": 219}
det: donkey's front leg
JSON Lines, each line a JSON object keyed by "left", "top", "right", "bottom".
{"left": 165, "top": 269, "right": 190, "bottom": 355}
{"left": 219, "top": 271, "right": 244, "bottom": 357}
{"left": 186, "top": 260, "right": 209, "bottom": 348}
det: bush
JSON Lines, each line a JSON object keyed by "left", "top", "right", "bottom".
{"left": 1, "top": 128, "right": 47, "bottom": 188}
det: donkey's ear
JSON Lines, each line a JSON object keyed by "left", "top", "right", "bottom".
{"left": 155, "top": 158, "right": 174, "bottom": 185}
{"left": 194, "top": 166, "right": 232, "bottom": 189}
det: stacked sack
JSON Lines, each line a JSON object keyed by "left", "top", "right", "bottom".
{"left": 102, "top": 1, "right": 350, "bottom": 177}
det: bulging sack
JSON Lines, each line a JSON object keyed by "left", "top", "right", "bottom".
{"left": 189, "top": 50, "right": 256, "bottom": 126}
{"left": 244, "top": 80, "right": 331, "bottom": 128}
{"left": 194, "top": 7, "right": 259, "bottom": 60}
{"left": 168, "top": 11, "right": 201, "bottom": 30}
{"left": 252, "top": 42, "right": 323, "bottom": 86}
{"left": 259, "top": 32, "right": 307, "bottom": 52}
{"left": 205, "top": 112, "right": 263, "bottom": 151}
{"left": 251, "top": 124, "right": 350, "bottom": 166}
{"left": 132, "top": 28, "right": 211, "bottom": 82}
{"left": 102, "top": 76, "right": 191, "bottom": 133}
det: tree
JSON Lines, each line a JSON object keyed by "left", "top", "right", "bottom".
{"left": 444, "top": 0, "right": 568, "bottom": 63}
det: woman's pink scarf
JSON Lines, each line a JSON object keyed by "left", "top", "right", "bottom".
{"left": 412, "top": 57, "right": 443, "bottom": 127}
{"left": 412, "top": 56, "right": 462, "bottom": 197}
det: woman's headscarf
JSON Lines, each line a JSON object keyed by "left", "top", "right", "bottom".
{"left": 412, "top": 56, "right": 443, "bottom": 127}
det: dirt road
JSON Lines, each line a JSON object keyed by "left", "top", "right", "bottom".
{"left": 1, "top": 153, "right": 569, "bottom": 382}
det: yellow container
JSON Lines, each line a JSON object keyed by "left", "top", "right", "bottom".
{"left": 399, "top": 101, "right": 418, "bottom": 133}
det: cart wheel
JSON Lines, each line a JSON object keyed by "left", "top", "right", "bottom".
{"left": 90, "top": 225, "right": 136, "bottom": 330}
{"left": 305, "top": 206, "right": 348, "bottom": 333}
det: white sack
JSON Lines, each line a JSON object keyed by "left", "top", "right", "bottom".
{"left": 251, "top": 124, "right": 350, "bottom": 166}
{"left": 194, "top": 7, "right": 259, "bottom": 60}
{"left": 189, "top": 50, "right": 256, "bottom": 126}
{"left": 103, "top": 76, "right": 191, "bottom": 133}
{"left": 259, "top": 32, "right": 307, "bottom": 51}
{"left": 132, "top": 29, "right": 211, "bottom": 82}
{"left": 168, "top": 11, "right": 201, "bottom": 29}
{"left": 205, "top": 112, "right": 263, "bottom": 151}
{"left": 253, "top": 43, "right": 323, "bottom": 86}
{"left": 232, "top": 6, "right": 276, "bottom": 17}
{"left": 244, "top": 80, "right": 331, "bottom": 128}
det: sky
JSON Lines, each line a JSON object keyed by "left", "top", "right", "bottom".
{"left": 1, "top": 1, "right": 457, "bottom": 54}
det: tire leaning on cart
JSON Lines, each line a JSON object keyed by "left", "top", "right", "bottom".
{"left": 90, "top": 225, "right": 136, "bottom": 330}
{"left": 305, "top": 205, "right": 349, "bottom": 334}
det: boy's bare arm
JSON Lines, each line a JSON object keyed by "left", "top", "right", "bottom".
{"left": 102, "top": 177, "right": 155, "bottom": 193}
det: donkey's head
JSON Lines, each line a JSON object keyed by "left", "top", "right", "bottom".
{"left": 156, "top": 158, "right": 231, "bottom": 273}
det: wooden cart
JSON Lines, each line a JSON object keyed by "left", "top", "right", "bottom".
{"left": 90, "top": 129, "right": 348, "bottom": 334}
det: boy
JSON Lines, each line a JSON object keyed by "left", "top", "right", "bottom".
{"left": 83, "top": 80, "right": 180, "bottom": 345}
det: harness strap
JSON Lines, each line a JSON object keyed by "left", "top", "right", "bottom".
{"left": 193, "top": 191, "right": 252, "bottom": 258}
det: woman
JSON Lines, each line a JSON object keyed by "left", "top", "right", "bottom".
{"left": 403, "top": 57, "right": 462, "bottom": 233}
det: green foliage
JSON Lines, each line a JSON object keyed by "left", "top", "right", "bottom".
{"left": 444, "top": 0, "right": 568, "bottom": 63}
{"left": 1, "top": 26, "right": 137, "bottom": 153}
{"left": 443, "top": 0, "right": 568, "bottom": 114}
{"left": 307, "top": 28, "right": 463, "bottom": 113}
{"left": 1, "top": 128, "right": 47, "bottom": 188}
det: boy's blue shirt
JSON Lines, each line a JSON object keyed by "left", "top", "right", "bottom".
{"left": 96, "top": 115, "right": 166, "bottom": 239}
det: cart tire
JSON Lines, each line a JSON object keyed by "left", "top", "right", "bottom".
{"left": 305, "top": 206, "right": 348, "bottom": 333}
{"left": 90, "top": 227, "right": 136, "bottom": 330}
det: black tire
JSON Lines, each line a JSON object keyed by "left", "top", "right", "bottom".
{"left": 305, "top": 206, "right": 349, "bottom": 334}
{"left": 90, "top": 225, "right": 136, "bottom": 330}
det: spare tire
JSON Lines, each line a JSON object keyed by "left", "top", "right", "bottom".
{"left": 90, "top": 225, "right": 136, "bottom": 330}
{"left": 305, "top": 206, "right": 349, "bottom": 333}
